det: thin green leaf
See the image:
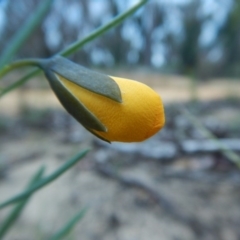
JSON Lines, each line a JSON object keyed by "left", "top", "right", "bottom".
{"left": 0, "top": 149, "right": 89, "bottom": 209}
{"left": 60, "top": 0, "right": 148, "bottom": 56}
{"left": 0, "top": 69, "right": 40, "bottom": 98}
{"left": 0, "top": 58, "right": 43, "bottom": 79}
{"left": 0, "top": 0, "right": 54, "bottom": 69}
{"left": 0, "top": 0, "right": 148, "bottom": 94}
{"left": 0, "top": 166, "right": 45, "bottom": 239}
{"left": 48, "top": 208, "right": 88, "bottom": 240}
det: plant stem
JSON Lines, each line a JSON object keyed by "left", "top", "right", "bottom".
{"left": 0, "top": 0, "right": 148, "bottom": 88}
{"left": 0, "top": 59, "right": 42, "bottom": 79}
{"left": 0, "top": 0, "right": 54, "bottom": 69}
{"left": 0, "top": 69, "right": 41, "bottom": 98}
{"left": 60, "top": 0, "right": 148, "bottom": 57}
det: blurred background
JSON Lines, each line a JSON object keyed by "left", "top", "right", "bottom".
{"left": 0, "top": 0, "right": 240, "bottom": 239}
{"left": 2, "top": 0, "right": 240, "bottom": 77}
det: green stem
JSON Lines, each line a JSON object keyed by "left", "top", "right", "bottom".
{"left": 0, "top": 0, "right": 54, "bottom": 69}
{"left": 0, "top": 167, "right": 45, "bottom": 239}
{"left": 48, "top": 208, "right": 88, "bottom": 240}
{"left": 0, "top": 69, "right": 41, "bottom": 98}
{"left": 0, "top": 0, "right": 148, "bottom": 87}
{"left": 0, "top": 59, "right": 42, "bottom": 79}
{"left": 60, "top": 0, "right": 148, "bottom": 57}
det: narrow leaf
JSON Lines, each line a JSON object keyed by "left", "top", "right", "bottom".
{"left": 60, "top": 0, "right": 148, "bottom": 57}
{"left": 0, "top": 69, "right": 40, "bottom": 99}
{"left": 0, "top": 166, "right": 45, "bottom": 239}
{"left": 0, "top": 149, "right": 89, "bottom": 209}
{"left": 48, "top": 208, "right": 88, "bottom": 240}
{"left": 0, "top": 0, "right": 54, "bottom": 69}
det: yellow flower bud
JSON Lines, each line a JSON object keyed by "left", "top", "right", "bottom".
{"left": 59, "top": 75, "right": 165, "bottom": 142}
{"left": 42, "top": 56, "right": 165, "bottom": 143}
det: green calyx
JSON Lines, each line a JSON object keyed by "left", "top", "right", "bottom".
{"left": 40, "top": 56, "right": 122, "bottom": 141}
{"left": 45, "top": 70, "right": 107, "bottom": 132}
{"left": 41, "top": 56, "right": 122, "bottom": 103}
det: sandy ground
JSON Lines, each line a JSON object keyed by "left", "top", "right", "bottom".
{"left": 0, "top": 74, "right": 240, "bottom": 240}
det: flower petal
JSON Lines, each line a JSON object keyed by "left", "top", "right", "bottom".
{"left": 60, "top": 76, "right": 165, "bottom": 142}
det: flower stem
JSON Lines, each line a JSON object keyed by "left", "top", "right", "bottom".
{"left": 0, "top": 58, "right": 42, "bottom": 79}
{"left": 60, "top": 0, "right": 148, "bottom": 57}
{"left": 0, "top": 0, "right": 54, "bottom": 69}
{"left": 0, "top": 0, "right": 148, "bottom": 96}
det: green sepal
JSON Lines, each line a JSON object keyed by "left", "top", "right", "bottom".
{"left": 45, "top": 70, "right": 107, "bottom": 132}
{"left": 86, "top": 127, "right": 111, "bottom": 143}
{"left": 43, "top": 56, "right": 122, "bottom": 103}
